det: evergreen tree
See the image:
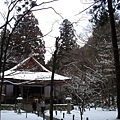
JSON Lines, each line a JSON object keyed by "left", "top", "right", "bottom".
{"left": 54, "top": 19, "right": 78, "bottom": 74}
{"left": 90, "top": 1, "right": 120, "bottom": 118}
{"left": 90, "top": 0, "right": 120, "bottom": 27}
{"left": 90, "top": 22, "right": 117, "bottom": 108}
{"left": 59, "top": 19, "right": 77, "bottom": 51}
{"left": 7, "top": 11, "right": 45, "bottom": 69}
{"left": 47, "top": 19, "right": 78, "bottom": 75}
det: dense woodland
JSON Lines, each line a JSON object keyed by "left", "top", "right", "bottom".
{"left": 0, "top": 0, "right": 120, "bottom": 120}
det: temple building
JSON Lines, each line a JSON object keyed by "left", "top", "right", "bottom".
{"left": 1, "top": 56, "right": 70, "bottom": 103}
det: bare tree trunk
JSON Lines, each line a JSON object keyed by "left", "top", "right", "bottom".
{"left": 50, "top": 37, "right": 59, "bottom": 120}
{"left": 79, "top": 94, "right": 85, "bottom": 120}
{"left": 108, "top": 0, "right": 120, "bottom": 118}
{"left": 0, "top": 20, "right": 9, "bottom": 120}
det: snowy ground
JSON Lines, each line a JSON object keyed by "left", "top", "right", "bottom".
{"left": 0, "top": 107, "right": 119, "bottom": 120}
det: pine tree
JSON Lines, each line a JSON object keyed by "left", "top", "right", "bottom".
{"left": 46, "top": 19, "right": 78, "bottom": 75}
{"left": 59, "top": 19, "right": 77, "bottom": 51}
{"left": 56, "top": 19, "right": 78, "bottom": 74}
{"left": 90, "top": 0, "right": 119, "bottom": 27}
{"left": 7, "top": 11, "right": 45, "bottom": 69}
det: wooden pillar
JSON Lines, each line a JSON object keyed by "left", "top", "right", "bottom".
{"left": 19, "top": 85, "right": 23, "bottom": 97}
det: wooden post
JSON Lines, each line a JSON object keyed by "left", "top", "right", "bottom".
{"left": 63, "top": 113, "right": 65, "bottom": 118}
{"left": 37, "top": 111, "right": 39, "bottom": 117}
{"left": 26, "top": 111, "right": 27, "bottom": 118}
{"left": 73, "top": 115, "right": 75, "bottom": 120}
{"left": 55, "top": 110, "right": 57, "bottom": 115}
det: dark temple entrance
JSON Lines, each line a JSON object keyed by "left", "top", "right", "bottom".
{"left": 23, "top": 86, "right": 44, "bottom": 98}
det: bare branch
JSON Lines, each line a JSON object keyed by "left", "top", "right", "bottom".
{"left": 37, "top": 0, "right": 59, "bottom": 6}
{"left": 75, "top": 1, "right": 97, "bottom": 16}
{"left": 32, "top": 6, "right": 64, "bottom": 19}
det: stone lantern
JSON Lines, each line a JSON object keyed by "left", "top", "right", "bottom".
{"left": 16, "top": 96, "right": 23, "bottom": 114}
{"left": 65, "top": 95, "right": 72, "bottom": 114}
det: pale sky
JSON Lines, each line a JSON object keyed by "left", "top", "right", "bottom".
{"left": 0, "top": 0, "right": 94, "bottom": 63}
{"left": 32, "top": 0, "right": 93, "bottom": 63}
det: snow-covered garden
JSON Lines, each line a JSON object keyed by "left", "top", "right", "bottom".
{"left": 1, "top": 106, "right": 118, "bottom": 120}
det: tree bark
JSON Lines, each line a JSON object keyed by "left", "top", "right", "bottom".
{"left": 50, "top": 37, "right": 59, "bottom": 120}
{"left": 107, "top": 0, "right": 120, "bottom": 118}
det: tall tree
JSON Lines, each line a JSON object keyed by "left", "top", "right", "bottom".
{"left": 7, "top": 11, "right": 46, "bottom": 69}
{"left": 56, "top": 19, "right": 78, "bottom": 74}
{"left": 90, "top": 0, "right": 120, "bottom": 118}
{"left": 50, "top": 37, "right": 59, "bottom": 120}
{"left": 108, "top": 0, "right": 120, "bottom": 118}
{"left": 87, "top": 21, "right": 118, "bottom": 109}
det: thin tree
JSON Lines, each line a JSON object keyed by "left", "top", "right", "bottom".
{"left": 107, "top": 0, "right": 120, "bottom": 118}
{"left": 50, "top": 37, "right": 59, "bottom": 120}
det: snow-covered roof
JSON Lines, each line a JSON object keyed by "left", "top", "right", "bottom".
{"left": 16, "top": 97, "right": 23, "bottom": 100}
{"left": 65, "top": 97, "right": 72, "bottom": 100}
{"left": 2, "top": 56, "right": 70, "bottom": 85}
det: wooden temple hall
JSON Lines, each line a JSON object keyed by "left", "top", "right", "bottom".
{"left": 1, "top": 56, "right": 70, "bottom": 104}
